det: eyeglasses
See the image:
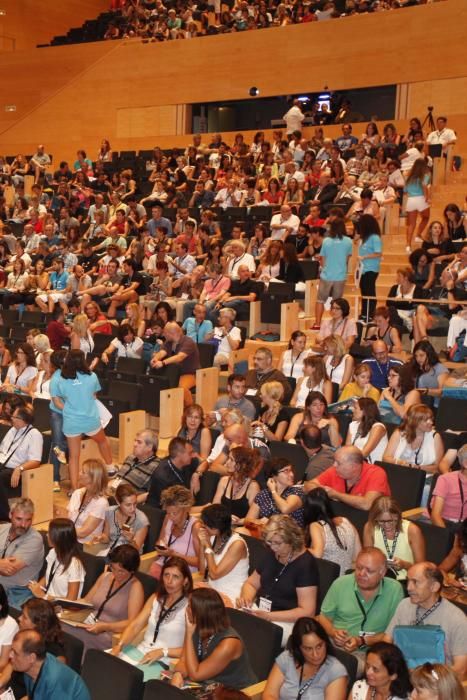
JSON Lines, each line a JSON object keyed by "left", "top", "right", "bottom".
{"left": 376, "top": 518, "right": 397, "bottom": 526}
{"left": 277, "top": 467, "right": 294, "bottom": 475}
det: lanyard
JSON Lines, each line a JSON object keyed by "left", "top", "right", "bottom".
{"left": 1, "top": 425, "right": 33, "bottom": 468}
{"left": 289, "top": 351, "right": 303, "bottom": 378}
{"left": 152, "top": 595, "right": 185, "bottom": 644}
{"left": 73, "top": 489, "right": 90, "bottom": 525}
{"left": 1, "top": 528, "right": 20, "bottom": 558}
{"left": 263, "top": 553, "right": 293, "bottom": 600}
{"left": 13, "top": 366, "right": 28, "bottom": 386}
{"left": 167, "top": 460, "right": 184, "bottom": 485}
{"left": 167, "top": 517, "right": 189, "bottom": 548}
{"left": 45, "top": 560, "right": 59, "bottom": 593}
{"left": 109, "top": 510, "right": 133, "bottom": 553}
{"left": 296, "top": 665, "right": 319, "bottom": 700}
{"left": 354, "top": 586, "right": 381, "bottom": 632}
{"left": 415, "top": 600, "right": 441, "bottom": 625}
{"left": 197, "top": 633, "right": 215, "bottom": 659}
{"left": 458, "top": 477, "right": 467, "bottom": 522}
{"left": 381, "top": 528, "right": 399, "bottom": 560}
{"left": 95, "top": 574, "right": 133, "bottom": 620}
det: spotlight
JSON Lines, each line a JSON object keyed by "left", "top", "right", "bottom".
{"left": 249, "top": 87, "right": 259, "bottom": 97}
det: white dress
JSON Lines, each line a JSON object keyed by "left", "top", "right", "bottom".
{"left": 347, "top": 420, "right": 388, "bottom": 464}
{"left": 137, "top": 596, "right": 187, "bottom": 656}
{"left": 0, "top": 616, "right": 18, "bottom": 650}
{"left": 208, "top": 532, "right": 249, "bottom": 603}
{"left": 281, "top": 349, "right": 312, "bottom": 380}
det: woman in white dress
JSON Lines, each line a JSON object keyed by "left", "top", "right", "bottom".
{"left": 345, "top": 397, "right": 388, "bottom": 464}
{"left": 350, "top": 642, "right": 412, "bottom": 699}
{"left": 278, "top": 331, "right": 311, "bottom": 382}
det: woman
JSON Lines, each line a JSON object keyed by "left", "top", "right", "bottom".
{"left": 2, "top": 343, "right": 37, "bottom": 394}
{"left": 315, "top": 299, "right": 357, "bottom": 351}
{"left": 278, "top": 244, "right": 304, "bottom": 285}
{"left": 387, "top": 268, "right": 424, "bottom": 332}
{"left": 248, "top": 223, "right": 270, "bottom": 260}
{"left": 1, "top": 258, "right": 30, "bottom": 309}
{"left": 111, "top": 557, "right": 192, "bottom": 671}
{"left": 198, "top": 504, "right": 249, "bottom": 605}
{"left": 322, "top": 335, "right": 354, "bottom": 395}
{"left": 211, "top": 447, "right": 261, "bottom": 525}
{"left": 360, "top": 122, "right": 380, "bottom": 151}
{"left": 257, "top": 240, "right": 282, "bottom": 282}
{"left": 378, "top": 365, "right": 421, "bottom": 426}
{"left": 421, "top": 221, "right": 456, "bottom": 263}
{"left": 363, "top": 307, "right": 403, "bottom": 354}
{"left": 26, "top": 259, "right": 49, "bottom": 304}
{"left": 303, "top": 488, "right": 360, "bottom": 575}
{"left": 363, "top": 496, "right": 425, "bottom": 581}
{"left": 84, "top": 300, "right": 113, "bottom": 335}
{"left": 238, "top": 515, "right": 318, "bottom": 646}
{"left": 125, "top": 302, "right": 146, "bottom": 338}
{"left": 177, "top": 404, "right": 212, "bottom": 461}
{"left": 0, "top": 338, "right": 11, "bottom": 369}
{"left": 64, "top": 544, "right": 144, "bottom": 654}
{"left": 291, "top": 356, "right": 333, "bottom": 408}
{"left": 409, "top": 663, "right": 464, "bottom": 700}
{"left": 339, "top": 363, "right": 381, "bottom": 403}
{"left": 430, "top": 449, "right": 467, "bottom": 529}
{"left": 263, "top": 617, "right": 348, "bottom": 700}
{"left": 278, "top": 331, "right": 311, "bottom": 382}
{"left": 350, "top": 642, "right": 412, "bottom": 699}
{"left": 100, "top": 323, "right": 144, "bottom": 365}
{"left": 285, "top": 391, "right": 341, "bottom": 448}
{"left": 47, "top": 350, "right": 68, "bottom": 491}
{"left": 252, "top": 381, "right": 289, "bottom": 442}
{"left": 53, "top": 350, "right": 114, "bottom": 489}
{"left": 440, "top": 519, "right": 467, "bottom": 585}
{"left": 355, "top": 214, "right": 382, "bottom": 321}
{"left": 0, "top": 585, "right": 18, "bottom": 673}
{"left": 94, "top": 483, "right": 149, "bottom": 555}
{"left": 65, "top": 459, "right": 109, "bottom": 544}
{"left": 172, "top": 588, "right": 256, "bottom": 690}
{"left": 97, "top": 139, "right": 113, "bottom": 163}
{"left": 70, "top": 313, "right": 95, "bottom": 358}
{"left": 284, "top": 178, "right": 303, "bottom": 207}
{"left": 444, "top": 203, "right": 467, "bottom": 241}
{"left": 404, "top": 159, "right": 431, "bottom": 252}
{"left": 28, "top": 518, "right": 85, "bottom": 599}
{"left": 262, "top": 178, "right": 284, "bottom": 206}
{"left": 408, "top": 340, "right": 449, "bottom": 405}
{"left": 409, "top": 249, "right": 435, "bottom": 291}
{"left": 345, "top": 397, "right": 388, "bottom": 463}
{"left": 210, "top": 308, "right": 242, "bottom": 368}
{"left": 246, "top": 458, "right": 304, "bottom": 527}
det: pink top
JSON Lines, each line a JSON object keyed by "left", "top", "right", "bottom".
{"left": 157, "top": 516, "right": 197, "bottom": 572}
{"left": 203, "top": 276, "right": 231, "bottom": 300}
{"left": 432, "top": 471, "right": 467, "bottom": 522}
{"left": 320, "top": 317, "right": 357, "bottom": 342}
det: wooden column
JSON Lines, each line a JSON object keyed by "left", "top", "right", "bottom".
{"left": 118, "top": 410, "right": 147, "bottom": 463}
{"left": 159, "top": 387, "right": 184, "bottom": 438}
{"left": 280, "top": 301, "right": 299, "bottom": 341}
{"left": 196, "top": 367, "right": 219, "bottom": 413}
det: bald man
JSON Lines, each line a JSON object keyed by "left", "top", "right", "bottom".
{"left": 151, "top": 322, "right": 200, "bottom": 406}
{"left": 362, "top": 340, "right": 403, "bottom": 390}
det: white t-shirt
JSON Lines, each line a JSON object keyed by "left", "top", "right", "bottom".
{"left": 214, "top": 326, "right": 242, "bottom": 359}
{"left": 110, "top": 336, "right": 144, "bottom": 359}
{"left": 269, "top": 212, "right": 300, "bottom": 239}
{"left": 347, "top": 420, "right": 388, "bottom": 464}
{"left": 0, "top": 616, "right": 18, "bottom": 649}
{"left": 426, "top": 128, "right": 457, "bottom": 146}
{"left": 44, "top": 549, "right": 85, "bottom": 598}
{"left": 401, "top": 147, "right": 424, "bottom": 173}
{"left": 67, "top": 488, "right": 109, "bottom": 543}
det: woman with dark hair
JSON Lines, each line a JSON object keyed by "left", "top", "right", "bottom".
{"left": 112, "top": 556, "right": 193, "bottom": 670}
{"left": 53, "top": 349, "right": 114, "bottom": 489}
{"left": 2, "top": 342, "right": 37, "bottom": 393}
{"left": 355, "top": 214, "right": 382, "bottom": 320}
{"left": 421, "top": 220, "right": 456, "bottom": 263}
{"left": 154, "top": 300, "right": 175, "bottom": 327}
{"left": 177, "top": 403, "right": 212, "bottom": 460}
{"left": 0, "top": 584, "right": 18, "bottom": 672}
{"left": 285, "top": 390, "right": 341, "bottom": 447}
{"left": 444, "top": 203, "right": 467, "bottom": 240}
{"left": 404, "top": 158, "right": 431, "bottom": 252}
{"left": 246, "top": 458, "right": 304, "bottom": 527}
{"left": 409, "top": 249, "right": 435, "bottom": 290}
{"left": 64, "top": 544, "right": 144, "bottom": 654}
{"left": 408, "top": 339, "right": 449, "bottom": 404}
{"left": 257, "top": 240, "right": 283, "bottom": 282}
{"left": 313, "top": 219, "right": 353, "bottom": 330}
{"left": 360, "top": 122, "right": 380, "bottom": 152}
{"left": 363, "top": 306, "right": 403, "bottom": 353}
{"left": 277, "top": 242, "right": 305, "bottom": 284}
{"left": 315, "top": 298, "right": 357, "bottom": 352}
{"left": 248, "top": 223, "right": 270, "bottom": 260}
{"left": 291, "top": 356, "right": 333, "bottom": 407}
{"left": 403, "top": 117, "right": 423, "bottom": 147}
{"left": 48, "top": 349, "right": 68, "bottom": 491}
{"left": 198, "top": 504, "right": 249, "bottom": 605}
{"left": 172, "top": 588, "right": 256, "bottom": 690}
{"left": 100, "top": 323, "right": 144, "bottom": 364}
{"left": 28, "top": 518, "right": 85, "bottom": 599}
{"left": 378, "top": 365, "right": 421, "bottom": 425}
{"left": 278, "top": 331, "right": 311, "bottom": 380}
{"left": 210, "top": 446, "right": 261, "bottom": 524}
{"left": 263, "top": 617, "right": 348, "bottom": 699}
{"left": 345, "top": 397, "right": 388, "bottom": 463}
{"left": 303, "top": 488, "right": 360, "bottom": 575}
{"left": 350, "top": 641, "right": 412, "bottom": 699}
{"left": 95, "top": 483, "right": 149, "bottom": 554}
{"left": 262, "top": 178, "right": 284, "bottom": 206}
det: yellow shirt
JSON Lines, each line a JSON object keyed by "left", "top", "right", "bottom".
{"left": 339, "top": 382, "right": 380, "bottom": 403}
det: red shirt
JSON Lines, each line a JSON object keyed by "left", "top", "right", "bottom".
{"left": 47, "top": 320, "right": 70, "bottom": 350}
{"left": 317, "top": 462, "right": 390, "bottom": 497}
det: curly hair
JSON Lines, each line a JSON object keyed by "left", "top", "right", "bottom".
{"left": 229, "top": 446, "right": 261, "bottom": 482}
{"left": 21, "top": 598, "right": 64, "bottom": 647}
{"left": 160, "top": 485, "right": 194, "bottom": 509}
{"left": 262, "top": 514, "right": 304, "bottom": 553}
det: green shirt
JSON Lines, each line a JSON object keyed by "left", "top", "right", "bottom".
{"left": 320, "top": 574, "right": 404, "bottom": 639}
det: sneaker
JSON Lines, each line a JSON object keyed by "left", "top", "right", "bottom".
{"left": 53, "top": 446, "right": 67, "bottom": 464}
{"left": 53, "top": 482, "right": 61, "bottom": 493}
{"left": 310, "top": 324, "right": 321, "bottom": 331}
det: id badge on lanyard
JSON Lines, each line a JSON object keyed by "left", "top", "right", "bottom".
{"left": 259, "top": 596, "right": 272, "bottom": 612}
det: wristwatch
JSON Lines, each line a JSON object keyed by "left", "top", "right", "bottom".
{"left": 19, "top": 466, "right": 24, "bottom": 472}
{"left": 162, "top": 647, "right": 169, "bottom": 658}
{"left": 204, "top": 547, "right": 214, "bottom": 555}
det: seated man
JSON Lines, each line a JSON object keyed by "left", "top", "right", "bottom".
{"left": 385, "top": 562, "right": 467, "bottom": 680}
{"left": 150, "top": 321, "right": 201, "bottom": 406}
{"left": 109, "top": 429, "right": 160, "bottom": 502}
{"left": 182, "top": 303, "right": 213, "bottom": 343}
{"left": 0, "top": 498, "right": 44, "bottom": 606}
{"left": 0, "top": 404, "right": 43, "bottom": 497}
{"left": 307, "top": 445, "right": 390, "bottom": 511}
{"left": 300, "top": 425, "right": 336, "bottom": 484}
{"left": 362, "top": 340, "right": 403, "bottom": 390}
{"left": 209, "top": 373, "right": 256, "bottom": 426}
{"left": 317, "top": 547, "right": 404, "bottom": 671}
{"left": 146, "top": 437, "right": 196, "bottom": 508}
{"left": 245, "top": 346, "right": 293, "bottom": 405}
{"left": 10, "top": 630, "right": 90, "bottom": 700}
{"left": 217, "top": 264, "right": 258, "bottom": 318}
{"left": 106, "top": 258, "right": 143, "bottom": 318}
{"left": 78, "top": 259, "right": 121, "bottom": 310}
{"left": 224, "top": 241, "right": 256, "bottom": 279}
{"left": 35, "top": 256, "right": 70, "bottom": 313}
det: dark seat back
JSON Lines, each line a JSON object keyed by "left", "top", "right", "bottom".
{"left": 330, "top": 502, "right": 369, "bottom": 538}
{"left": 196, "top": 471, "right": 220, "bottom": 506}
{"left": 269, "top": 440, "right": 309, "bottom": 482}
{"left": 63, "top": 630, "right": 84, "bottom": 672}
{"left": 375, "top": 461, "right": 425, "bottom": 511}
{"left": 435, "top": 397, "right": 466, "bottom": 432}
{"left": 143, "top": 680, "right": 188, "bottom": 700}
{"left": 81, "top": 649, "right": 144, "bottom": 700}
{"left": 242, "top": 533, "right": 269, "bottom": 575}
{"left": 197, "top": 342, "right": 217, "bottom": 369}
{"left": 316, "top": 557, "right": 340, "bottom": 614}
{"left": 228, "top": 607, "right": 282, "bottom": 680}
{"left": 414, "top": 519, "right": 455, "bottom": 565}
{"left": 135, "top": 570, "right": 159, "bottom": 600}
{"left": 81, "top": 551, "right": 106, "bottom": 596}
{"left": 33, "top": 397, "right": 51, "bottom": 433}
{"left": 138, "top": 503, "right": 165, "bottom": 554}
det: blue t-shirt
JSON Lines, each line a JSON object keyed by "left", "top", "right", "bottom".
{"left": 50, "top": 270, "right": 69, "bottom": 291}
{"left": 320, "top": 235, "right": 353, "bottom": 282}
{"left": 182, "top": 317, "right": 213, "bottom": 343}
{"left": 360, "top": 234, "right": 382, "bottom": 274}
{"left": 24, "top": 653, "right": 90, "bottom": 700}
{"left": 56, "top": 371, "right": 101, "bottom": 435}
{"left": 404, "top": 173, "right": 430, "bottom": 197}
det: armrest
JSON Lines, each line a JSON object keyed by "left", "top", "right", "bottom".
{"left": 139, "top": 552, "right": 158, "bottom": 574}
{"left": 243, "top": 681, "right": 267, "bottom": 699}
{"left": 402, "top": 507, "right": 425, "bottom": 520}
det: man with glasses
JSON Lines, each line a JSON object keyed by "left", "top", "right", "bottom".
{"left": 244, "top": 347, "right": 292, "bottom": 404}
{"left": 363, "top": 340, "right": 403, "bottom": 390}
{"left": 0, "top": 405, "right": 43, "bottom": 497}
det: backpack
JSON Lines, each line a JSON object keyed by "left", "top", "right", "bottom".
{"left": 393, "top": 625, "right": 446, "bottom": 668}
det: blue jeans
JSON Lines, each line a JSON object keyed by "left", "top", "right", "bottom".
{"left": 50, "top": 410, "right": 68, "bottom": 482}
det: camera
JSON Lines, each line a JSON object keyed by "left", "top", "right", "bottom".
{"left": 427, "top": 106, "right": 433, "bottom": 111}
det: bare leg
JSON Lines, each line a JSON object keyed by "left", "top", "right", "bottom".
{"left": 314, "top": 301, "right": 324, "bottom": 327}
{"left": 406, "top": 211, "right": 417, "bottom": 249}
{"left": 66, "top": 435, "right": 82, "bottom": 491}
{"left": 90, "top": 428, "right": 113, "bottom": 465}
{"left": 416, "top": 208, "right": 430, "bottom": 240}
{"left": 413, "top": 305, "right": 433, "bottom": 343}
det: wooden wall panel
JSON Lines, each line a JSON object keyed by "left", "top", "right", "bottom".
{"left": 116, "top": 105, "right": 178, "bottom": 139}
{"left": 406, "top": 78, "right": 467, "bottom": 118}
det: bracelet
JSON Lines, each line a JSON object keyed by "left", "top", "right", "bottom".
{"left": 359, "top": 634, "right": 365, "bottom": 648}
{"left": 204, "top": 547, "right": 214, "bottom": 555}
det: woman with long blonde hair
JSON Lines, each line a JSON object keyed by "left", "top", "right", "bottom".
{"left": 124, "top": 302, "right": 146, "bottom": 338}
{"left": 70, "top": 313, "right": 95, "bottom": 357}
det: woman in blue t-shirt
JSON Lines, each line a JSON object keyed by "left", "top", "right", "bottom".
{"left": 53, "top": 350, "right": 114, "bottom": 491}
{"left": 355, "top": 215, "right": 382, "bottom": 321}
{"left": 404, "top": 158, "right": 431, "bottom": 252}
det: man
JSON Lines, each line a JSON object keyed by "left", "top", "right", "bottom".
{"left": 151, "top": 322, "right": 200, "bottom": 406}
{"left": 224, "top": 241, "right": 256, "bottom": 278}
{"left": 0, "top": 404, "right": 43, "bottom": 497}
{"left": 182, "top": 303, "right": 213, "bottom": 343}
{"left": 78, "top": 242, "right": 99, "bottom": 276}
{"left": 245, "top": 347, "right": 292, "bottom": 404}
{"left": 307, "top": 173, "right": 338, "bottom": 217}
{"left": 168, "top": 241, "right": 197, "bottom": 280}
{"left": 331, "top": 173, "right": 362, "bottom": 211}
{"left": 426, "top": 116, "right": 457, "bottom": 154}
{"left": 283, "top": 99, "right": 305, "bottom": 136}
{"left": 269, "top": 204, "right": 300, "bottom": 241}
{"left": 109, "top": 429, "right": 160, "bottom": 501}
{"left": 200, "top": 423, "right": 270, "bottom": 479}
{"left": 307, "top": 446, "right": 390, "bottom": 511}
{"left": 107, "top": 258, "right": 143, "bottom": 318}
{"left": 46, "top": 306, "right": 71, "bottom": 350}
{"left": 335, "top": 123, "right": 358, "bottom": 154}
{"left": 219, "top": 264, "right": 257, "bottom": 317}
{"left": 146, "top": 437, "right": 196, "bottom": 508}
{"left": 10, "top": 630, "right": 90, "bottom": 700}
{"left": 52, "top": 160, "right": 73, "bottom": 184}
{"left": 210, "top": 373, "right": 256, "bottom": 425}
{"left": 346, "top": 145, "right": 371, "bottom": 178}
{"left": 147, "top": 204, "right": 173, "bottom": 238}
{"left": 79, "top": 258, "right": 121, "bottom": 310}
{"left": 288, "top": 224, "right": 310, "bottom": 259}
{"left": 21, "top": 223, "right": 41, "bottom": 255}
{"left": 362, "top": 340, "right": 403, "bottom": 390}
{"left": 385, "top": 562, "right": 467, "bottom": 679}
{"left": 214, "top": 179, "right": 241, "bottom": 210}
{"left": 300, "top": 425, "right": 336, "bottom": 484}
{"left": 0, "top": 498, "right": 44, "bottom": 606}
{"left": 182, "top": 263, "right": 231, "bottom": 324}
{"left": 317, "top": 548, "right": 404, "bottom": 668}
{"left": 173, "top": 207, "right": 198, "bottom": 236}
{"left": 30, "top": 145, "right": 51, "bottom": 184}
{"left": 87, "top": 193, "right": 109, "bottom": 224}
{"left": 35, "top": 256, "right": 70, "bottom": 313}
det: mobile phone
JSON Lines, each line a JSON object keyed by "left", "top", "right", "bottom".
{"left": 122, "top": 523, "right": 131, "bottom": 532}
{"left": 386, "top": 559, "right": 395, "bottom": 565}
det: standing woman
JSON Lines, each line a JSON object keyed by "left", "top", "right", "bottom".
{"left": 2, "top": 343, "right": 37, "bottom": 394}
{"left": 278, "top": 331, "right": 311, "bottom": 382}
{"left": 48, "top": 350, "right": 68, "bottom": 492}
{"left": 404, "top": 158, "right": 431, "bottom": 252}
{"left": 355, "top": 214, "right": 382, "bottom": 321}
{"left": 70, "top": 313, "right": 95, "bottom": 358}
{"left": 177, "top": 404, "right": 212, "bottom": 461}
{"left": 65, "top": 459, "right": 109, "bottom": 544}
{"left": 53, "top": 350, "right": 114, "bottom": 490}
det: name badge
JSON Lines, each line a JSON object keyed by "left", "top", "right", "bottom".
{"left": 245, "top": 389, "right": 257, "bottom": 396}
{"left": 181, "top": 293, "right": 189, "bottom": 300}
{"left": 84, "top": 612, "right": 97, "bottom": 625}
{"left": 259, "top": 597, "right": 272, "bottom": 612}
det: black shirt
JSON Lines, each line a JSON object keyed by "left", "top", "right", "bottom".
{"left": 120, "top": 271, "right": 143, "bottom": 294}
{"left": 147, "top": 458, "right": 197, "bottom": 508}
{"left": 228, "top": 278, "right": 257, "bottom": 297}
{"left": 256, "top": 549, "right": 318, "bottom": 612}
{"left": 78, "top": 253, "right": 99, "bottom": 273}
{"left": 288, "top": 235, "right": 309, "bottom": 255}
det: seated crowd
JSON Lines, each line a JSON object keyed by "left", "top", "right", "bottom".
{"left": 0, "top": 116, "right": 463, "bottom": 699}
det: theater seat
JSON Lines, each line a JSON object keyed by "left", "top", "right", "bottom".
{"left": 228, "top": 608, "right": 282, "bottom": 680}
{"left": 81, "top": 649, "right": 144, "bottom": 700}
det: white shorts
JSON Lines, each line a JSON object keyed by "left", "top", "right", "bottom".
{"left": 406, "top": 195, "right": 429, "bottom": 213}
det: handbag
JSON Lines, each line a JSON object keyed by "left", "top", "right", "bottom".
{"left": 393, "top": 624, "right": 445, "bottom": 668}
